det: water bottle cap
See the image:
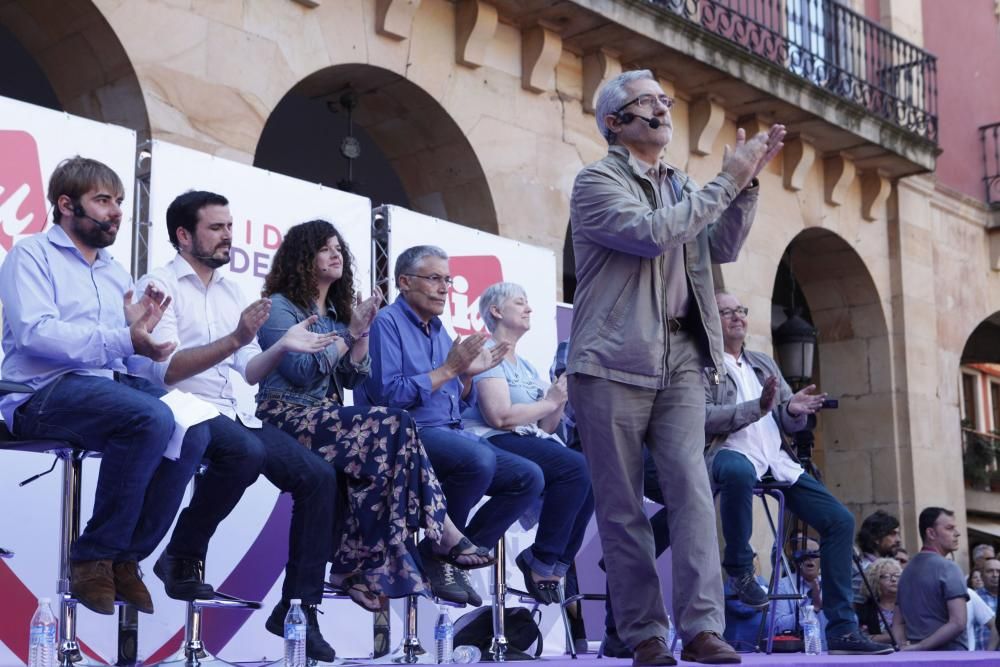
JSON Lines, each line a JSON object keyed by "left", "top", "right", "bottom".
{"left": 290, "top": 598, "right": 302, "bottom": 605}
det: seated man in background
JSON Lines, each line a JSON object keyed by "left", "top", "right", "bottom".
{"left": 894, "top": 507, "right": 968, "bottom": 650}
{"left": 0, "top": 156, "right": 209, "bottom": 615}
{"left": 773, "top": 537, "right": 827, "bottom": 650}
{"left": 704, "top": 291, "right": 891, "bottom": 655}
{"left": 136, "top": 190, "right": 340, "bottom": 661}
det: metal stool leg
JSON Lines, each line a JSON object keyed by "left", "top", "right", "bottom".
{"left": 158, "top": 596, "right": 264, "bottom": 667}
{"left": 58, "top": 451, "right": 84, "bottom": 667}
{"left": 753, "top": 487, "right": 799, "bottom": 655}
{"left": 370, "top": 594, "right": 432, "bottom": 664}
{"left": 489, "top": 538, "right": 509, "bottom": 662}
{"left": 556, "top": 582, "right": 576, "bottom": 659}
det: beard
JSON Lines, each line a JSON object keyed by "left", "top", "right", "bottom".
{"left": 193, "top": 239, "right": 231, "bottom": 269}
{"left": 70, "top": 218, "right": 116, "bottom": 248}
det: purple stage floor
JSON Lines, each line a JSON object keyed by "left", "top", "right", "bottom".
{"left": 313, "top": 652, "right": 1000, "bottom": 667}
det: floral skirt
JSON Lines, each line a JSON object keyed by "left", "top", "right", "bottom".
{"left": 257, "top": 399, "right": 447, "bottom": 598}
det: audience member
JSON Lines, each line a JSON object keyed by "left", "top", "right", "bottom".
{"left": 894, "top": 547, "right": 910, "bottom": 569}
{"left": 976, "top": 557, "right": 999, "bottom": 648}
{"left": 894, "top": 507, "right": 968, "bottom": 650}
{"left": 704, "top": 291, "right": 888, "bottom": 655}
{"left": 855, "top": 557, "right": 900, "bottom": 644}
{"left": 462, "top": 282, "right": 594, "bottom": 604}
{"left": 567, "top": 67, "right": 785, "bottom": 667}
{"left": 0, "top": 157, "right": 210, "bottom": 616}
{"left": 967, "top": 586, "right": 998, "bottom": 651}
{"left": 972, "top": 543, "right": 996, "bottom": 573}
{"left": 360, "top": 245, "right": 543, "bottom": 606}
{"left": 969, "top": 570, "right": 984, "bottom": 591}
{"left": 254, "top": 220, "right": 490, "bottom": 607}
{"left": 137, "top": 191, "right": 340, "bottom": 660}
{"left": 773, "top": 537, "right": 828, "bottom": 651}
{"left": 853, "top": 510, "right": 901, "bottom": 604}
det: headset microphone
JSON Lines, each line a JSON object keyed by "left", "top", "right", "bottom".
{"left": 618, "top": 112, "right": 661, "bottom": 130}
{"left": 72, "top": 202, "right": 114, "bottom": 232}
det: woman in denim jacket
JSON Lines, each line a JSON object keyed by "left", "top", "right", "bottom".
{"left": 256, "top": 220, "right": 491, "bottom": 608}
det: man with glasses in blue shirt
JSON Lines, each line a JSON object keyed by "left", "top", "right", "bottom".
{"left": 359, "top": 245, "right": 543, "bottom": 606}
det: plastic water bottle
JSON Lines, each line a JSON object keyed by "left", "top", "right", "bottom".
{"left": 28, "top": 598, "right": 57, "bottom": 667}
{"left": 283, "top": 599, "right": 307, "bottom": 667}
{"left": 434, "top": 604, "right": 454, "bottom": 663}
{"left": 800, "top": 603, "right": 821, "bottom": 655}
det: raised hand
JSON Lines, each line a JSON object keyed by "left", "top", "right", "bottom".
{"left": 787, "top": 384, "right": 827, "bottom": 416}
{"left": 350, "top": 286, "right": 384, "bottom": 337}
{"left": 233, "top": 298, "right": 271, "bottom": 346}
{"left": 721, "top": 128, "right": 769, "bottom": 191}
{"left": 124, "top": 284, "right": 172, "bottom": 333}
{"left": 466, "top": 339, "right": 511, "bottom": 376}
{"left": 444, "top": 333, "right": 490, "bottom": 376}
{"left": 759, "top": 375, "right": 779, "bottom": 413}
{"left": 751, "top": 124, "right": 786, "bottom": 180}
{"left": 545, "top": 374, "right": 568, "bottom": 405}
{"left": 129, "top": 303, "right": 176, "bottom": 361}
{"left": 278, "top": 315, "right": 341, "bottom": 354}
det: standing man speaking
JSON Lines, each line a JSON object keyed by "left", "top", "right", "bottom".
{"left": 566, "top": 69, "right": 784, "bottom": 666}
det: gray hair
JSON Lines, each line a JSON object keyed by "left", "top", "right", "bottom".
{"left": 479, "top": 281, "right": 527, "bottom": 333}
{"left": 394, "top": 245, "right": 449, "bottom": 286}
{"left": 973, "top": 543, "right": 996, "bottom": 560}
{"left": 594, "top": 69, "right": 656, "bottom": 144}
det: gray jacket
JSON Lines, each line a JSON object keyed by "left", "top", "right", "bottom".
{"left": 566, "top": 144, "right": 759, "bottom": 388}
{"left": 703, "top": 348, "right": 808, "bottom": 466}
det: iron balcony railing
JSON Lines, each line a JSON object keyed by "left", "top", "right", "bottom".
{"left": 980, "top": 122, "right": 1000, "bottom": 208}
{"left": 645, "top": 0, "right": 938, "bottom": 143}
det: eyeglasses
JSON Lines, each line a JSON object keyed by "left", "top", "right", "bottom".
{"left": 718, "top": 306, "right": 749, "bottom": 319}
{"left": 403, "top": 273, "right": 453, "bottom": 287}
{"left": 879, "top": 573, "right": 900, "bottom": 581}
{"left": 617, "top": 94, "right": 674, "bottom": 113}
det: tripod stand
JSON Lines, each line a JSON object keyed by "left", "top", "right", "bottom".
{"left": 784, "top": 416, "right": 900, "bottom": 652}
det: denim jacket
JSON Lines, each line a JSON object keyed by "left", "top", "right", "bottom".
{"left": 255, "top": 292, "right": 371, "bottom": 407}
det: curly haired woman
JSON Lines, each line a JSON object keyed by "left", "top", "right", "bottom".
{"left": 256, "top": 219, "right": 490, "bottom": 608}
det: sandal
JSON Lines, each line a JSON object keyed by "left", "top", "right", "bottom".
{"left": 420, "top": 536, "right": 495, "bottom": 571}
{"left": 326, "top": 573, "right": 382, "bottom": 612}
{"left": 515, "top": 552, "right": 558, "bottom": 605}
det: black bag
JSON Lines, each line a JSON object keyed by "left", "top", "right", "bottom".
{"left": 453, "top": 606, "right": 544, "bottom": 657}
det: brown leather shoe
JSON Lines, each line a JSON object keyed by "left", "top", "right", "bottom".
{"left": 680, "top": 631, "right": 741, "bottom": 664}
{"left": 70, "top": 559, "right": 116, "bottom": 615}
{"left": 113, "top": 561, "right": 154, "bottom": 614}
{"left": 632, "top": 637, "right": 676, "bottom": 667}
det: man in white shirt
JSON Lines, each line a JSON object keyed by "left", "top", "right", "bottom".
{"left": 704, "top": 291, "right": 891, "bottom": 655}
{"left": 136, "top": 191, "right": 340, "bottom": 661}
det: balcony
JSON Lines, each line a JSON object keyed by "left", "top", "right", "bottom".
{"left": 980, "top": 122, "right": 1000, "bottom": 208}
{"left": 963, "top": 427, "right": 1000, "bottom": 492}
{"left": 490, "top": 0, "right": 940, "bottom": 175}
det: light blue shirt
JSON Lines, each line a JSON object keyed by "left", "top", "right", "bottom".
{"left": 463, "top": 345, "right": 546, "bottom": 439}
{"left": 0, "top": 225, "right": 134, "bottom": 427}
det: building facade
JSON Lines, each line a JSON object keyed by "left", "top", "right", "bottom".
{"left": 2, "top": 0, "right": 999, "bottom": 564}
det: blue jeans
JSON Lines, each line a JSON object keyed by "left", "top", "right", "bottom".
{"left": 418, "top": 426, "right": 543, "bottom": 548}
{"left": 711, "top": 449, "right": 858, "bottom": 638}
{"left": 488, "top": 432, "right": 594, "bottom": 576}
{"left": 165, "top": 417, "right": 337, "bottom": 605}
{"left": 12, "top": 373, "right": 209, "bottom": 562}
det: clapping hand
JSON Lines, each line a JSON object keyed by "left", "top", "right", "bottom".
{"left": 758, "top": 375, "right": 779, "bottom": 413}
{"left": 233, "top": 298, "right": 271, "bottom": 346}
{"left": 786, "top": 384, "right": 827, "bottom": 416}
{"left": 124, "top": 283, "right": 172, "bottom": 333}
{"left": 279, "top": 315, "right": 341, "bottom": 353}
{"left": 350, "top": 286, "right": 384, "bottom": 337}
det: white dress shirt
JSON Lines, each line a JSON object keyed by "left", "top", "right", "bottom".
{"left": 720, "top": 351, "right": 803, "bottom": 483}
{"left": 134, "top": 254, "right": 260, "bottom": 427}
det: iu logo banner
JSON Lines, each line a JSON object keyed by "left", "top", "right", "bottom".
{"left": 447, "top": 255, "right": 503, "bottom": 336}
{"left": 0, "top": 130, "right": 48, "bottom": 255}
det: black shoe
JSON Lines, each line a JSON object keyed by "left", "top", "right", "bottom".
{"left": 827, "top": 631, "right": 894, "bottom": 655}
{"left": 423, "top": 557, "right": 468, "bottom": 605}
{"left": 727, "top": 571, "right": 768, "bottom": 609}
{"left": 602, "top": 631, "right": 633, "bottom": 658}
{"left": 153, "top": 552, "right": 214, "bottom": 601}
{"left": 265, "top": 600, "right": 337, "bottom": 663}
{"left": 454, "top": 567, "right": 482, "bottom": 607}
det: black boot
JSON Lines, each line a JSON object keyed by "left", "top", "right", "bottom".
{"left": 152, "top": 552, "right": 214, "bottom": 601}
{"left": 265, "top": 600, "right": 337, "bottom": 663}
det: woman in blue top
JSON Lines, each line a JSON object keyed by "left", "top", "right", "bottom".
{"left": 256, "top": 220, "right": 491, "bottom": 608}
{"left": 464, "top": 282, "right": 595, "bottom": 604}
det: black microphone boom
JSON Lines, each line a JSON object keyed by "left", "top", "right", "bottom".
{"left": 72, "top": 203, "right": 114, "bottom": 232}
{"left": 619, "top": 112, "right": 661, "bottom": 130}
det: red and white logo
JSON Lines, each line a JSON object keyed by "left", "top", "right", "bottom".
{"left": 447, "top": 255, "right": 504, "bottom": 336}
{"left": 0, "top": 130, "right": 48, "bottom": 254}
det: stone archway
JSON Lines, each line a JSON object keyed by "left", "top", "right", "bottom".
{"left": 0, "top": 0, "right": 149, "bottom": 137}
{"left": 254, "top": 63, "right": 498, "bottom": 234}
{"left": 775, "top": 228, "right": 898, "bottom": 519}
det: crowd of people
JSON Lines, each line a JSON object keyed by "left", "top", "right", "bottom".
{"left": 1, "top": 67, "right": 994, "bottom": 666}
